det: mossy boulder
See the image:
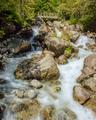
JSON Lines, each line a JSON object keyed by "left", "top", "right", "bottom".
{"left": 14, "top": 51, "right": 60, "bottom": 81}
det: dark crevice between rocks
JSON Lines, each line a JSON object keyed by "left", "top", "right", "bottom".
{"left": 82, "top": 97, "right": 91, "bottom": 106}
{"left": 0, "top": 103, "right": 6, "bottom": 120}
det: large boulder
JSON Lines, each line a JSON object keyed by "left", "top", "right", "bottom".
{"left": 77, "top": 54, "right": 96, "bottom": 83}
{"left": 45, "top": 37, "right": 65, "bottom": 57}
{"left": 13, "top": 41, "right": 31, "bottom": 55}
{"left": 14, "top": 51, "right": 60, "bottom": 81}
{"left": 73, "top": 54, "right": 96, "bottom": 112}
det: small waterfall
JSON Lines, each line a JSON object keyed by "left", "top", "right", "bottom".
{"left": 0, "top": 57, "right": 28, "bottom": 92}
{"left": 75, "top": 34, "right": 95, "bottom": 49}
{"left": 30, "top": 26, "right": 42, "bottom": 51}
{"left": 76, "top": 35, "right": 89, "bottom": 48}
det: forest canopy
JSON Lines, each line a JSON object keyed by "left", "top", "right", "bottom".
{"left": 0, "top": 0, "right": 96, "bottom": 31}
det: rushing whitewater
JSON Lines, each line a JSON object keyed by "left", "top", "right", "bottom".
{"left": 75, "top": 34, "right": 95, "bottom": 48}
{"left": 38, "top": 35, "right": 96, "bottom": 120}
{"left": 2, "top": 35, "right": 96, "bottom": 120}
{"left": 58, "top": 59, "right": 95, "bottom": 120}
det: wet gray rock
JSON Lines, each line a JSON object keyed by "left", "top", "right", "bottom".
{"left": 30, "top": 79, "right": 43, "bottom": 89}
{"left": 0, "top": 78, "right": 8, "bottom": 84}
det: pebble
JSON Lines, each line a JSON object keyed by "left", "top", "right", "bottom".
{"left": 30, "top": 79, "right": 43, "bottom": 89}
{"left": 15, "top": 90, "right": 24, "bottom": 98}
{"left": 27, "top": 90, "right": 37, "bottom": 99}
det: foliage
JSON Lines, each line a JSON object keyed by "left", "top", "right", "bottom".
{"left": 0, "top": 0, "right": 96, "bottom": 31}
{"left": 79, "top": 0, "right": 96, "bottom": 31}
{"left": 0, "top": 30, "right": 5, "bottom": 39}
{"left": 64, "top": 46, "right": 72, "bottom": 57}
{"left": 0, "top": 0, "right": 36, "bottom": 26}
{"left": 58, "top": 0, "right": 96, "bottom": 31}
{"left": 34, "top": 0, "right": 60, "bottom": 13}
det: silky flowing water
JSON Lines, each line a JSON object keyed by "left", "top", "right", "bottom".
{"left": 1, "top": 34, "right": 96, "bottom": 120}
{"left": 30, "top": 26, "right": 42, "bottom": 51}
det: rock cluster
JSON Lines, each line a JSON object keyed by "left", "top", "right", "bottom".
{"left": 41, "top": 21, "right": 80, "bottom": 62}
{"left": 0, "top": 39, "right": 12, "bottom": 70}
{"left": 10, "top": 99, "right": 41, "bottom": 120}
{"left": 40, "top": 106, "right": 77, "bottom": 120}
{"left": 73, "top": 54, "right": 96, "bottom": 112}
{"left": 8, "top": 100, "right": 77, "bottom": 120}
